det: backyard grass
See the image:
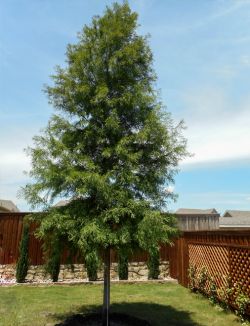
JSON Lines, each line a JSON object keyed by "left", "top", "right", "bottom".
{"left": 0, "top": 282, "right": 247, "bottom": 326}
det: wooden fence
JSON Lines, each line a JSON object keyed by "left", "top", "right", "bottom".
{"left": 169, "top": 230, "right": 250, "bottom": 299}
{"left": 1, "top": 213, "right": 249, "bottom": 298}
{"left": 0, "top": 213, "right": 44, "bottom": 265}
{"left": 0, "top": 212, "right": 170, "bottom": 265}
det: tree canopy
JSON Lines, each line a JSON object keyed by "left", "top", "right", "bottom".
{"left": 23, "top": 2, "right": 187, "bottom": 258}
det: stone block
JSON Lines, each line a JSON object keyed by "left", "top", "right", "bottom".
{"left": 138, "top": 269, "right": 148, "bottom": 277}
{"left": 64, "top": 273, "right": 74, "bottom": 279}
{"left": 26, "top": 274, "right": 34, "bottom": 281}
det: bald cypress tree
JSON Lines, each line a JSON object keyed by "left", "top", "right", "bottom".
{"left": 23, "top": 2, "right": 187, "bottom": 324}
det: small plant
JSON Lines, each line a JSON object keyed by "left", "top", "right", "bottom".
{"left": 16, "top": 224, "right": 30, "bottom": 283}
{"left": 188, "top": 265, "right": 197, "bottom": 292}
{"left": 235, "top": 283, "right": 250, "bottom": 323}
{"left": 208, "top": 276, "right": 218, "bottom": 305}
{"left": 118, "top": 248, "right": 129, "bottom": 280}
{"left": 85, "top": 251, "right": 99, "bottom": 281}
{"left": 148, "top": 249, "right": 160, "bottom": 279}
{"left": 45, "top": 236, "right": 62, "bottom": 282}
{"left": 187, "top": 266, "right": 250, "bottom": 323}
{"left": 197, "top": 267, "right": 208, "bottom": 294}
{"left": 217, "top": 276, "right": 233, "bottom": 310}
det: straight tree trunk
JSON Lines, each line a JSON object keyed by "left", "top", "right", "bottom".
{"left": 102, "top": 247, "right": 111, "bottom": 326}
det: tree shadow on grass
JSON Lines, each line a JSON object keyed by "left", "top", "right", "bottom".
{"left": 51, "top": 302, "right": 204, "bottom": 326}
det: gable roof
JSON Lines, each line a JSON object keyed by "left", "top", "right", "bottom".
{"left": 0, "top": 199, "right": 20, "bottom": 212}
{"left": 223, "top": 210, "right": 250, "bottom": 218}
{"left": 220, "top": 210, "right": 250, "bottom": 227}
{"left": 175, "top": 208, "right": 219, "bottom": 215}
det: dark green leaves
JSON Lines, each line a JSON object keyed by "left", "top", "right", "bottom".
{"left": 22, "top": 2, "right": 187, "bottom": 256}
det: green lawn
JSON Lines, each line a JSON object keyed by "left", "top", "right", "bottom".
{"left": 0, "top": 282, "right": 247, "bottom": 326}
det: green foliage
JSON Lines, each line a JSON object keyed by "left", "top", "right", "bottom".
{"left": 208, "top": 276, "right": 218, "bottom": 305}
{"left": 147, "top": 249, "right": 160, "bottom": 279}
{"left": 188, "top": 265, "right": 197, "bottom": 292}
{"left": 118, "top": 248, "right": 129, "bottom": 280}
{"left": 235, "top": 283, "right": 250, "bottom": 322}
{"left": 16, "top": 224, "right": 30, "bottom": 283}
{"left": 138, "top": 212, "right": 179, "bottom": 253}
{"left": 21, "top": 2, "right": 187, "bottom": 273}
{"left": 188, "top": 265, "right": 250, "bottom": 323}
{"left": 85, "top": 250, "right": 99, "bottom": 281}
{"left": 217, "top": 276, "right": 233, "bottom": 310}
{"left": 188, "top": 265, "right": 215, "bottom": 297}
{"left": 197, "top": 267, "right": 208, "bottom": 294}
{"left": 44, "top": 235, "right": 62, "bottom": 282}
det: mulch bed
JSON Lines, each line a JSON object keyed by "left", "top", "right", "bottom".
{"left": 55, "top": 312, "right": 151, "bottom": 326}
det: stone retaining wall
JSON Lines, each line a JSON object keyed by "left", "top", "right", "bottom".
{"left": 0, "top": 261, "right": 169, "bottom": 283}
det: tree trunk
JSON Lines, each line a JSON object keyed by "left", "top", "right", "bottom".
{"left": 102, "top": 247, "right": 111, "bottom": 326}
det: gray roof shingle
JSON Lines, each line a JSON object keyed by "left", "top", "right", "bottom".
{"left": 220, "top": 210, "right": 250, "bottom": 227}
{"left": 223, "top": 210, "right": 250, "bottom": 218}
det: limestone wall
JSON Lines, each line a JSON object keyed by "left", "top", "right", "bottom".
{"left": 0, "top": 261, "right": 169, "bottom": 283}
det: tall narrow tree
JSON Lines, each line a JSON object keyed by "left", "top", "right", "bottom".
{"left": 22, "top": 3, "right": 187, "bottom": 325}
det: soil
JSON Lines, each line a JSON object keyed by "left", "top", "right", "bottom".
{"left": 55, "top": 312, "right": 151, "bottom": 326}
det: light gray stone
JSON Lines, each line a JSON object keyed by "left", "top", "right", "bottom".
{"left": 0, "top": 260, "right": 170, "bottom": 282}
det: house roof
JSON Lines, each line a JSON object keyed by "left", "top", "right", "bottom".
{"left": 223, "top": 210, "right": 250, "bottom": 218}
{"left": 175, "top": 208, "right": 219, "bottom": 215}
{"left": 0, "top": 199, "right": 20, "bottom": 212}
{"left": 220, "top": 216, "right": 250, "bottom": 227}
{"left": 220, "top": 210, "right": 250, "bottom": 227}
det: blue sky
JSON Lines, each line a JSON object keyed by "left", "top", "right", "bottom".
{"left": 1, "top": 0, "right": 250, "bottom": 214}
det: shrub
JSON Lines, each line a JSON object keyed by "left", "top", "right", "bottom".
{"left": 16, "top": 224, "right": 30, "bottom": 283}
{"left": 197, "top": 267, "right": 208, "bottom": 294}
{"left": 208, "top": 276, "right": 218, "bottom": 305}
{"left": 148, "top": 249, "right": 160, "bottom": 279}
{"left": 188, "top": 265, "right": 197, "bottom": 292}
{"left": 85, "top": 251, "right": 99, "bottom": 281}
{"left": 235, "top": 283, "right": 250, "bottom": 322}
{"left": 45, "top": 237, "right": 62, "bottom": 282}
{"left": 118, "top": 249, "right": 129, "bottom": 280}
{"left": 188, "top": 265, "right": 250, "bottom": 324}
{"left": 217, "top": 276, "right": 233, "bottom": 310}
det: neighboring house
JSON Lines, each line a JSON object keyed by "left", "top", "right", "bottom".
{"left": 0, "top": 199, "right": 20, "bottom": 213}
{"left": 175, "top": 208, "right": 220, "bottom": 231}
{"left": 220, "top": 210, "right": 250, "bottom": 229}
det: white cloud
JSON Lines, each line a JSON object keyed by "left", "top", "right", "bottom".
{"left": 0, "top": 124, "right": 33, "bottom": 182}
{"left": 0, "top": 152, "right": 30, "bottom": 180}
{"left": 0, "top": 123, "right": 34, "bottom": 210}
{"left": 0, "top": 151, "right": 31, "bottom": 209}
{"left": 147, "top": 0, "right": 250, "bottom": 36}
{"left": 176, "top": 87, "right": 250, "bottom": 166}
{"left": 209, "top": 0, "right": 250, "bottom": 20}
{"left": 192, "top": 0, "right": 250, "bottom": 30}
